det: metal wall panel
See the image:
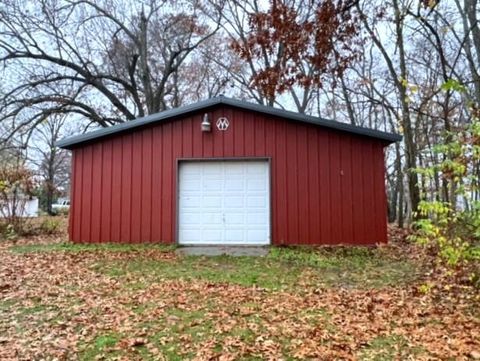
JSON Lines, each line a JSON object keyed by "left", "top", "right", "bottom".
{"left": 69, "top": 105, "right": 388, "bottom": 245}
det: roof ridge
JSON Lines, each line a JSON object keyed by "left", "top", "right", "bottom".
{"left": 56, "top": 97, "right": 401, "bottom": 149}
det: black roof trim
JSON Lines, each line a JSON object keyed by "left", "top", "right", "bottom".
{"left": 56, "top": 96, "right": 402, "bottom": 149}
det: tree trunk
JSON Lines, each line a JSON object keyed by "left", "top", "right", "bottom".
{"left": 393, "top": 0, "right": 421, "bottom": 216}
{"left": 394, "top": 142, "right": 405, "bottom": 227}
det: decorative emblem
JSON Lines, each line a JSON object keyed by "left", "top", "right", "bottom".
{"left": 216, "top": 117, "right": 229, "bottom": 131}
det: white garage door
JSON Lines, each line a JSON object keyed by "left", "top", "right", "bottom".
{"left": 178, "top": 160, "right": 270, "bottom": 245}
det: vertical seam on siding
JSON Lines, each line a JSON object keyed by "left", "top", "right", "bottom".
{"left": 284, "top": 121, "right": 288, "bottom": 245}
{"left": 359, "top": 141, "right": 365, "bottom": 244}
{"left": 222, "top": 107, "right": 225, "bottom": 156}
{"left": 171, "top": 125, "right": 174, "bottom": 242}
{"left": 293, "top": 126, "right": 302, "bottom": 242}
{"left": 317, "top": 129, "right": 321, "bottom": 243}
{"left": 119, "top": 138, "right": 124, "bottom": 243}
{"left": 189, "top": 117, "right": 193, "bottom": 155}
{"left": 326, "top": 132, "right": 331, "bottom": 243}
{"left": 242, "top": 110, "right": 245, "bottom": 155}
{"left": 109, "top": 142, "right": 113, "bottom": 242}
{"left": 99, "top": 143, "right": 104, "bottom": 243}
{"left": 372, "top": 142, "right": 378, "bottom": 241}
{"left": 202, "top": 121, "right": 205, "bottom": 157}
{"left": 129, "top": 136, "right": 134, "bottom": 243}
{"left": 306, "top": 129, "right": 310, "bottom": 244}
{"left": 139, "top": 132, "right": 144, "bottom": 243}
{"left": 159, "top": 128, "right": 163, "bottom": 243}
{"left": 78, "top": 150, "right": 83, "bottom": 242}
{"left": 149, "top": 129, "right": 153, "bottom": 242}
{"left": 340, "top": 136, "right": 345, "bottom": 244}
{"left": 350, "top": 137, "right": 355, "bottom": 244}
{"left": 252, "top": 111, "right": 255, "bottom": 156}
{"left": 89, "top": 147, "right": 94, "bottom": 243}
{"left": 69, "top": 151, "right": 76, "bottom": 242}
{"left": 253, "top": 113, "right": 256, "bottom": 154}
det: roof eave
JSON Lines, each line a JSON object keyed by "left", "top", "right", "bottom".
{"left": 56, "top": 96, "right": 402, "bottom": 149}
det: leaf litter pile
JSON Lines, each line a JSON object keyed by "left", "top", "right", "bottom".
{"left": 0, "top": 229, "right": 478, "bottom": 360}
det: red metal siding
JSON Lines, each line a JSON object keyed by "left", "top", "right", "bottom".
{"left": 69, "top": 105, "right": 389, "bottom": 245}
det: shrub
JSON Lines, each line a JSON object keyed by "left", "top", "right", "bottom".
{"left": 0, "top": 163, "right": 35, "bottom": 235}
{"left": 410, "top": 91, "right": 480, "bottom": 275}
{"left": 0, "top": 223, "right": 18, "bottom": 241}
{"left": 39, "top": 218, "right": 62, "bottom": 235}
{"left": 57, "top": 207, "right": 69, "bottom": 216}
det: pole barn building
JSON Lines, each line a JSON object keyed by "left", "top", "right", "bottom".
{"left": 57, "top": 97, "right": 401, "bottom": 246}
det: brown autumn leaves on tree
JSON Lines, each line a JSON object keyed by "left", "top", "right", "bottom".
{"left": 231, "top": 0, "right": 360, "bottom": 106}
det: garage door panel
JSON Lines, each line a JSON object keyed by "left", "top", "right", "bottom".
{"left": 247, "top": 213, "right": 268, "bottom": 224}
{"left": 180, "top": 230, "right": 202, "bottom": 243}
{"left": 201, "top": 213, "right": 223, "bottom": 224}
{"left": 224, "top": 179, "right": 244, "bottom": 191}
{"left": 225, "top": 229, "right": 244, "bottom": 242}
{"left": 247, "top": 163, "right": 266, "bottom": 174}
{"left": 203, "top": 180, "right": 222, "bottom": 190}
{"left": 224, "top": 213, "right": 244, "bottom": 224}
{"left": 247, "top": 179, "right": 266, "bottom": 191}
{"left": 182, "top": 163, "right": 202, "bottom": 174}
{"left": 203, "top": 196, "right": 222, "bottom": 207}
{"left": 225, "top": 196, "right": 244, "bottom": 208}
{"left": 181, "top": 180, "right": 201, "bottom": 191}
{"left": 181, "top": 213, "right": 202, "bottom": 225}
{"left": 226, "top": 162, "right": 245, "bottom": 174}
{"left": 180, "top": 196, "right": 201, "bottom": 207}
{"left": 204, "top": 164, "right": 222, "bottom": 174}
{"left": 247, "top": 229, "right": 268, "bottom": 242}
{"left": 202, "top": 229, "right": 223, "bottom": 241}
{"left": 246, "top": 196, "right": 266, "bottom": 207}
{"left": 179, "top": 161, "right": 270, "bottom": 245}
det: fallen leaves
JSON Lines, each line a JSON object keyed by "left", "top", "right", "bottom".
{"left": 0, "top": 233, "right": 478, "bottom": 360}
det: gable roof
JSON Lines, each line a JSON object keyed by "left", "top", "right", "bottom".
{"left": 56, "top": 96, "right": 402, "bottom": 149}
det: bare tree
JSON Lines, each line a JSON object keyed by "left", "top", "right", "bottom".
{"left": 171, "top": 33, "right": 244, "bottom": 104}
{"left": 29, "top": 115, "right": 72, "bottom": 215}
{"left": 0, "top": 0, "right": 221, "bottom": 144}
{"left": 354, "top": 0, "right": 421, "bottom": 217}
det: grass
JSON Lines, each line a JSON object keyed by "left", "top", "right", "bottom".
{"left": 79, "top": 333, "right": 121, "bottom": 361}
{"left": 45, "top": 244, "right": 417, "bottom": 360}
{"left": 9, "top": 241, "right": 419, "bottom": 290}
{"left": 358, "top": 334, "right": 427, "bottom": 360}
{"left": 89, "top": 246, "right": 419, "bottom": 290}
{"left": 0, "top": 299, "right": 17, "bottom": 312}
{"left": 18, "top": 304, "right": 49, "bottom": 315}
{"left": 2, "top": 239, "right": 438, "bottom": 360}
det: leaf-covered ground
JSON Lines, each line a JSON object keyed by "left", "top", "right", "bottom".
{"left": 0, "top": 229, "right": 478, "bottom": 360}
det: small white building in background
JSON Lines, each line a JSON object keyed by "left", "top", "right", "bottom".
{"left": 22, "top": 198, "right": 39, "bottom": 217}
{"left": 1, "top": 197, "right": 39, "bottom": 218}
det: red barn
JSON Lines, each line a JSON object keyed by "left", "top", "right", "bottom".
{"left": 57, "top": 97, "right": 401, "bottom": 246}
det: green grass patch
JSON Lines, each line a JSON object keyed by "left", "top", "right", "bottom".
{"left": 139, "top": 306, "right": 216, "bottom": 360}
{"left": 18, "top": 304, "right": 49, "bottom": 315}
{"left": 0, "top": 299, "right": 17, "bottom": 312}
{"left": 9, "top": 242, "right": 420, "bottom": 290}
{"left": 94, "top": 246, "right": 419, "bottom": 290}
{"left": 97, "top": 254, "right": 304, "bottom": 290}
{"left": 269, "top": 246, "right": 419, "bottom": 288}
{"left": 358, "top": 334, "right": 427, "bottom": 360}
{"left": 79, "top": 333, "right": 121, "bottom": 361}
